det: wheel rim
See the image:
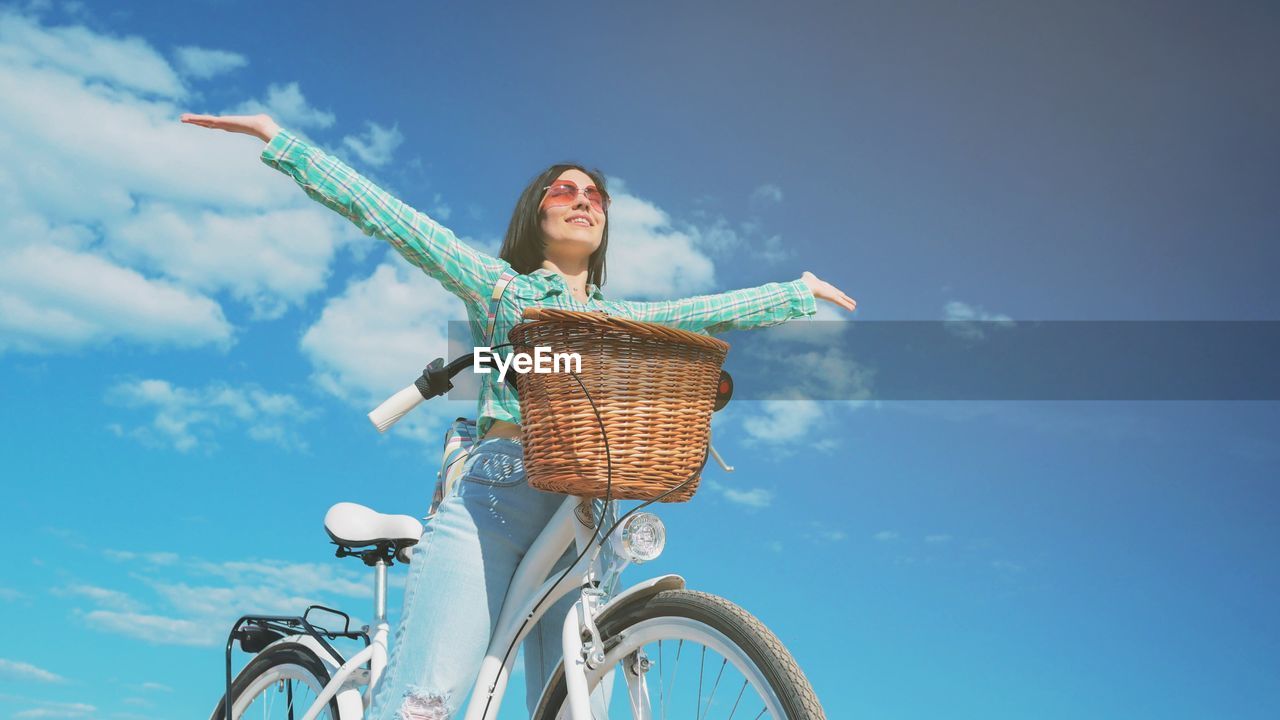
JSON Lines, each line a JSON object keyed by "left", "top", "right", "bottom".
{"left": 231, "top": 662, "right": 330, "bottom": 719}
{"left": 557, "top": 616, "right": 788, "bottom": 719}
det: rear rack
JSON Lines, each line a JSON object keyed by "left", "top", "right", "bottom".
{"left": 222, "top": 605, "right": 369, "bottom": 720}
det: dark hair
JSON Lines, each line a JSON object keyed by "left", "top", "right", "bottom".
{"left": 499, "top": 163, "right": 609, "bottom": 290}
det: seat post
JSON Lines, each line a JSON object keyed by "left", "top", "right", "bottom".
{"left": 373, "top": 558, "right": 389, "bottom": 623}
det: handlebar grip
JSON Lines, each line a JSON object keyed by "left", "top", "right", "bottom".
{"left": 367, "top": 384, "right": 426, "bottom": 433}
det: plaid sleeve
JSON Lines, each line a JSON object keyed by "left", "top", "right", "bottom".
{"left": 260, "top": 128, "right": 506, "bottom": 309}
{"left": 612, "top": 278, "right": 818, "bottom": 334}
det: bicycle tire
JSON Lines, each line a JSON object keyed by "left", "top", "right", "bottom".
{"left": 210, "top": 643, "right": 342, "bottom": 720}
{"left": 532, "top": 589, "right": 825, "bottom": 719}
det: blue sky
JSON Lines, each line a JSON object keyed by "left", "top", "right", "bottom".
{"left": 1, "top": 1, "right": 1278, "bottom": 719}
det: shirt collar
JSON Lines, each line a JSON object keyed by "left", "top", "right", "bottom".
{"left": 531, "top": 268, "right": 605, "bottom": 300}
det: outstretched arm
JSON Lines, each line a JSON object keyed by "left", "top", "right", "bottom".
{"left": 179, "top": 113, "right": 506, "bottom": 309}
{"left": 612, "top": 272, "right": 853, "bottom": 334}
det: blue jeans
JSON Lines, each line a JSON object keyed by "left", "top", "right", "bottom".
{"left": 366, "top": 437, "right": 613, "bottom": 719}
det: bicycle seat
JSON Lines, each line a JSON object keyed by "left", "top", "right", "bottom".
{"left": 324, "top": 502, "right": 423, "bottom": 557}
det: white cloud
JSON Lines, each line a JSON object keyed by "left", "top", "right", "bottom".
{"left": 804, "top": 522, "right": 848, "bottom": 543}
{"left": 872, "top": 530, "right": 899, "bottom": 542}
{"left": 943, "top": 300, "right": 1016, "bottom": 341}
{"left": 173, "top": 45, "right": 246, "bottom": 79}
{"left": 75, "top": 553, "right": 368, "bottom": 647}
{"left": 187, "top": 558, "right": 369, "bottom": 599}
{"left": 925, "top": 534, "right": 953, "bottom": 544}
{"left": 0, "top": 244, "right": 232, "bottom": 353}
{"left": 56, "top": 584, "right": 142, "bottom": 612}
{"left": 0, "top": 658, "right": 65, "bottom": 683}
{"left": 603, "top": 184, "right": 717, "bottom": 299}
{"left": 740, "top": 395, "right": 826, "bottom": 444}
{"left": 82, "top": 610, "right": 209, "bottom": 646}
{"left": 104, "top": 550, "right": 179, "bottom": 565}
{"left": 750, "top": 183, "right": 783, "bottom": 205}
{"left": 12, "top": 703, "right": 96, "bottom": 720}
{"left": 227, "top": 81, "right": 335, "bottom": 129}
{"left": 0, "top": 11, "right": 184, "bottom": 97}
{"left": 704, "top": 479, "right": 774, "bottom": 509}
{"left": 0, "top": 12, "right": 367, "bottom": 354}
{"left": 105, "top": 379, "right": 312, "bottom": 452}
{"left": 139, "top": 682, "right": 172, "bottom": 692}
{"left": 14, "top": 708, "right": 94, "bottom": 720}
{"left": 300, "top": 260, "right": 473, "bottom": 440}
{"left": 342, "top": 121, "right": 404, "bottom": 168}
{"left": 109, "top": 203, "right": 349, "bottom": 319}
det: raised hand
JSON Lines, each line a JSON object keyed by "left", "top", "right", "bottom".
{"left": 800, "top": 270, "right": 856, "bottom": 312}
{"left": 179, "top": 113, "right": 281, "bottom": 143}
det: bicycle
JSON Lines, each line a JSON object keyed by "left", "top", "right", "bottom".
{"left": 211, "top": 349, "right": 826, "bottom": 720}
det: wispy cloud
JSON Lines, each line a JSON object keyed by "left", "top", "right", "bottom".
{"left": 105, "top": 378, "right": 312, "bottom": 452}
{"left": 80, "top": 610, "right": 208, "bottom": 647}
{"left": 0, "top": 10, "right": 184, "bottom": 97}
{"left": 803, "top": 522, "right": 848, "bottom": 543}
{"left": 342, "top": 121, "right": 404, "bottom": 167}
{"left": 55, "top": 584, "right": 143, "bottom": 612}
{"left": 704, "top": 479, "right": 774, "bottom": 509}
{"left": 925, "top": 533, "right": 953, "bottom": 544}
{"left": 990, "top": 559, "right": 1025, "bottom": 573}
{"left": 104, "top": 550, "right": 179, "bottom": 565}
{"left": 942, "top": 300, "right": 1015, "bottom": 340}
{"left": 750, "top": 183, "right": 783, "bottom": 205}
{"left": 72, "top": 550, "right": 368, "bottom": 647}
{"left": 173, "top": 45, "right": 247, "bottom": 79}
{"left": 0, "top": 658, "right": 66, "bottom": 683}
{"left": 139, "top": 681, "right": 172, "bottom": 692}
{"left": 740, "top": 394, "right": 826, "bottom": 444}
{"left": 227, "top": 81, "right": 335, "bottom": 129}
{"left": 872, "top": 530, "right": 899, "bottom": 542}
{"left": 12, "top": 702, "right": 96, "bottom": 719}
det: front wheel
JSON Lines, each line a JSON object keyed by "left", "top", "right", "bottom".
{"left": 210, "top": 643, "right": 341, "bottom": 720}
{"left": 533, "top": 589, "right": 825, "bottom": 719}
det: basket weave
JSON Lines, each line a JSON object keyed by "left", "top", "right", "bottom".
{"left": 508, "top": 307, "right": 729, "bottom": 502}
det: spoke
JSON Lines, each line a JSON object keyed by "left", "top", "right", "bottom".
{"left": 700, "top": 657, "right": 728, "bottom": 720}
{"left": 697, "top": 645, "right": 705, "bottom": 720}
{"left": 751, "top": 707, "right": 768, "bottom": 720}
{"left": 727, "top": 678, "right": 748, "bottom": 719}
{"left": 665, "top": 639, "right": 684, "bottom": 720}
{"left": 658, "top": 640, "right": 665, "bottom": 720}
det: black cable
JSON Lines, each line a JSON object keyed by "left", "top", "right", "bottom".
{"left": 480, "top": 369, "right": 707, "bottom": 718}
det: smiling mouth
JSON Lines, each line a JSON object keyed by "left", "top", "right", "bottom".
{"left": 566, "top": 217, "right": 592, "bottom": 226}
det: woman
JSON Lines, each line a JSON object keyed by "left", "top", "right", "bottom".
{"left": 181, "top": 111, "right": 856, "bottom": 719}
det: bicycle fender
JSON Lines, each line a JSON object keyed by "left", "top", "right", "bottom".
{"left": 595, "top": 574, "right": 686, "bottom": 628}
{"left": 258, "top": 634, "right": 366, "bottom": 719}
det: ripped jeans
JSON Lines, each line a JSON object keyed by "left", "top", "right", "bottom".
{"left": 365, "top": 437, "right": 615, "bottom": 719}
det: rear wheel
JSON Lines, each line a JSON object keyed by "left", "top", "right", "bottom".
{"left": 533, "top": 589, "right": 825, "bottom": 719}
{"left": 210, "top": 643, "right": 340, "bottom": 720}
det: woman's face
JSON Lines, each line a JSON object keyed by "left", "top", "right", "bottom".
{"left": 538, "top": 168, "right": 606, "bottom": 263}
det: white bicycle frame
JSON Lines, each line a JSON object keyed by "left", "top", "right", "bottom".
{"left": 253, "top": 493, "right": 665, "bottom": 720}
{"left": 235, "top": 364, "right": 740, "bottom": 720}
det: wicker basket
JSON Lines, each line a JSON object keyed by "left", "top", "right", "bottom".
{"left": 508, "top": 307, "right": 730, "bottom": 502}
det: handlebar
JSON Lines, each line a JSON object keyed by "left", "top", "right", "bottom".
{"left": 367, "top": 353, "right": 485, "bottom": 432}
{"left": 367, "top": 350, "right": 734, "bottom": 434}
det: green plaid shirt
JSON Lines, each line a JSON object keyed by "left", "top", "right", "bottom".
{"left": 261, "top": 129, "right": 818, "bottom": 436}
